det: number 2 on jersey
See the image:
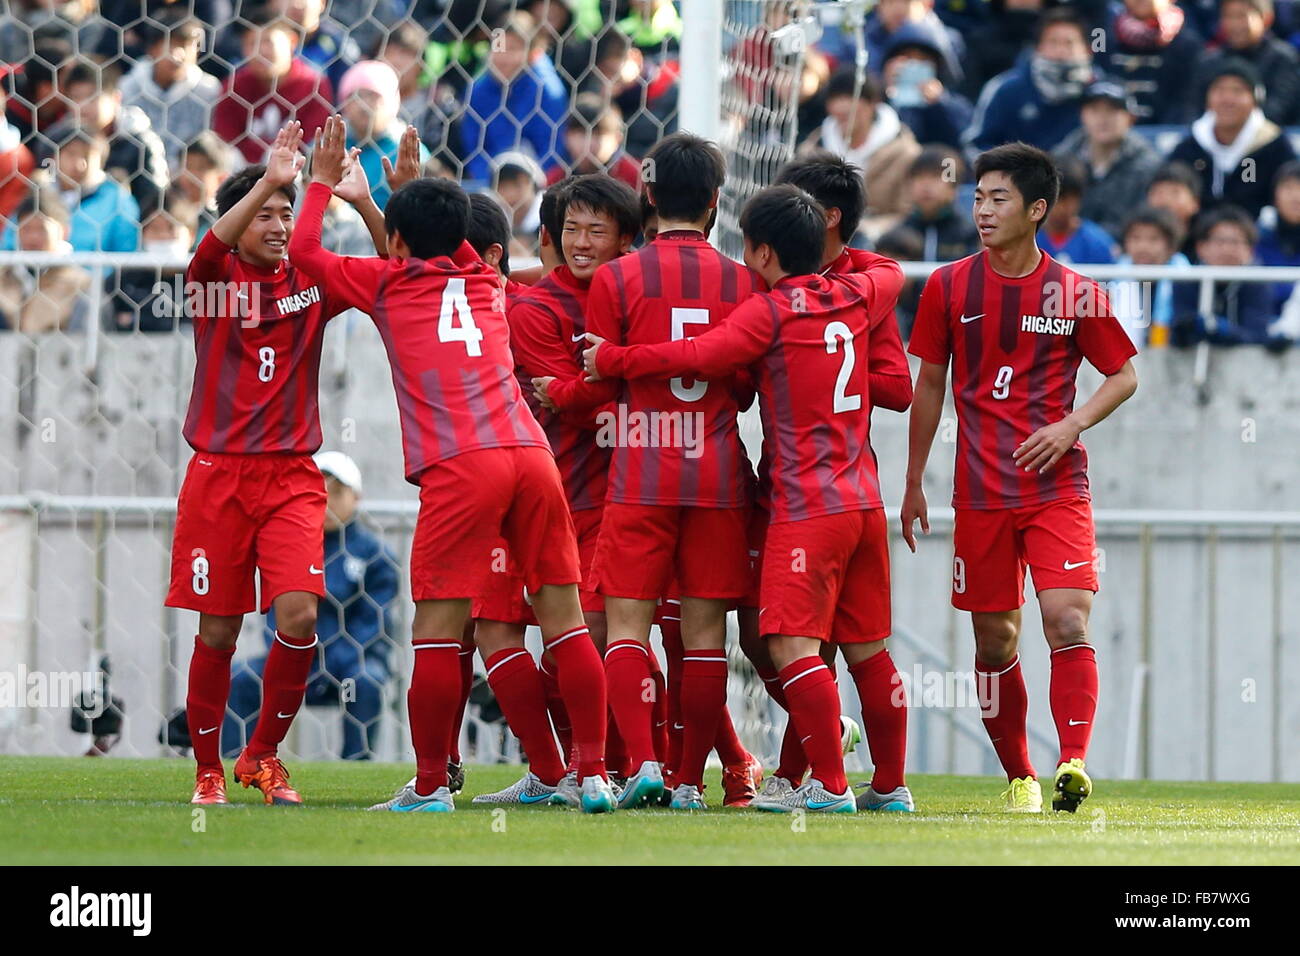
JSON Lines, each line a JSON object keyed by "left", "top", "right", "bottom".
{"left": 438, "top": 278, "right": 485, "bottom": 356}
{"left": 824, "top": 320, "right": 861, "bottom": 413}
{"left": 670, "top": 307, "right": 709, "bottom": 402}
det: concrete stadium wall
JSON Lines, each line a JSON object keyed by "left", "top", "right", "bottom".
{"left": 1, "top": 321, "right": 1297, "bottom": 783}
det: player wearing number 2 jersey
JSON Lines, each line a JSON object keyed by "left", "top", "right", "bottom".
{"left": 169, "top": 122, "right": 358, "bottom": 809}
{"left": 290, "top": 117, "right": 613, "bottom": 814}
{"left": 902, "top": 143, "right": 1137, "bottom": 815}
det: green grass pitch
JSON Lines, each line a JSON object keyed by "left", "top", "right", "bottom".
{"left": 3, "top": 757, "right": 1299, "bottom": 865}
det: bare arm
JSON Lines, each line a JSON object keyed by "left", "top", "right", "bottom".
{"left": 901, "top": 359, "right": 947, "bottom": 552}
{"left": 1014, "top": 359, "right": 1137, "bottom": 473}
{"left": 210, "top": 121, "right": 303, "bottom": 248}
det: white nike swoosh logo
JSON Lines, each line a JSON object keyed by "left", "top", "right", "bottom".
{"left": 277, "top": 712, "right": 295, "bottom": 719}
{"left": 1063, "top": 560, "right": 1090, "bottom": 570}
{"left": 198, "top": 459, "right": 213, "bottom": 466}
{"left": 197, "top": 727, "right": 217, "bottom": 735}
{"left": 1068, "top": 719, "right": 1088, "bottom": 726}
{"left": 800, "top": 735, "right": 812, "bottom": 744}
{"left": 960, "top": 313, "right": 984, "bottom": 324}
{"left": 571, "top": 332, "right": 587, "bottom": 342}
{"left": 309, "top": 565, "right": 323, "bottom": 575}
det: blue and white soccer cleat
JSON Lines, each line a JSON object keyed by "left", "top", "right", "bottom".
{"left": 472, "top": 772, "right": 558, "bottom": 805}
{"left": 551, "top": 770, "right": 580, "bottom": 807}
{"left": 753, "top": 778, "right": 856, "bottom": 814}
{"left": 668, "top": 783, "right": 707, "bottom": 810}
{"left": 856, "top": 783, "right": 915, "bottom": 812}
{"left": 368, "top": 783, "right": 455, "bottom": 812}
{"left": 753, "top": 775, "right": 795, "bottom": 807}
{"left": 616, "top": 759, "right": 665, "bottom": 809}
{"left": 580, "top": 775, "right": 618, "bottom": 814}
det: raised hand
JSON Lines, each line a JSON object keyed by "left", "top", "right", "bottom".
{"left": 311, "top": 114, "right": 348, "bottom": 188}
{"left": 333, "top": 147, "right": 372, "bottom": 205}
{"left": 381, "top": 125, "right": 422, "bottom": 193}
{"left": 263, "top": 120, "right": 305, "bottom": 187}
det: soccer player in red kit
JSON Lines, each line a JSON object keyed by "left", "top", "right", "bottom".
{"left": 534, "top": 133, "right": 762, "bottom": 810}
{"left": 585, "top": 184, "right": 901, "bottom": 813}
{"left": 170, "top": 121, "right": 356, "bottom": 807}
{"left": 902, "top": 143, "right": 1138, "bottom": 813}
{"left": 290, "top": 117, "right": 614, "bottom": 813}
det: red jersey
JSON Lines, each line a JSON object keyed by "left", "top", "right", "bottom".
{"left": 908, "top": 250, "right": 1136, "bottom": 510}
{"left": 824, "top": 247, "right": 912, "bottom": 413}
{"left": 181, "top": 229, "right": 348, "bottom": 455}
{"left": 596, "top": 273, "right": 884, "bottom": 523}
{"left": 549, "top": 231, "right": 762, "bottom": 507}
{"left": 289, "top": 182, "right": 548, "bottom": 482}
{"left": 507, "top": 266, "right": 610, "bottom": 512}
{"left": 212, "top": 60, "right": 333, "bottom": 165}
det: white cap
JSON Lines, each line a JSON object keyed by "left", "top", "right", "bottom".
{"left": 314, "top": 451, "right": 363, "bottom": 493}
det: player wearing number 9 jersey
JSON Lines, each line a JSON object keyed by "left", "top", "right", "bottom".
{"left": 903, "top": 143, "right": 1138, "bottom": 815}
{"left": 290, "top": 157, "right": 613, "bottom": 814}
{"left": 169, "top": 123, "right": 355, "bottom": 809}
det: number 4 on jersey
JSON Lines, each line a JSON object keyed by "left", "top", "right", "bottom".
{"left": 438, "top": 278, "right": 484, "bottom": 356}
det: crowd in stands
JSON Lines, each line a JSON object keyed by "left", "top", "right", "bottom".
{"left": 1, "top": 0, "right": 1298, "bottom": 348}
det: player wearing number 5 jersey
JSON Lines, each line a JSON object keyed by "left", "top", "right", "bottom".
{"left": 903, "top": 143, "right": 1138, "bottom": 814}
{"left": 290, "top": 118, "right": 613, "bottom": 814}
{"left": 169, "top": 122, "right": 358, "bottom": 809}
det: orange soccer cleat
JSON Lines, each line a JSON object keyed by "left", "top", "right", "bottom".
{"left": 234, "top": 750, "right": 303, "bottom": 806}
{"left": 191, "top": 768, "right": 228, "bottom": 805}
{"left": 722, "top": 753, "right": 764, "bottom": 808}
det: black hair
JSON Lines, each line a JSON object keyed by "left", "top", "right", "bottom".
{"left": 874, "top": 224, "right": 924, "bottom": 261}
{"left": 1034, "top": 7, "right": 1088, "bottom": 46}
{"left": 825, "top": 66, "right": 881, "bottom": 104}
{"left": 739, "top": 184, "right": 826, "bottom": 276}
{"left": 239, "top": 5, "right": 297, "bottom": 35}
{"left": 639, "top": 188, "right": 656, "bottom": 230}
{"left": 1194, "top": 204, "right": 1258, "bottom": 246}
{"left": 1149, "top": 161, "right": 1203, "bottom": 197}
{"left": 775, "top": 150, "right": 865, "bottom": 244}
{"left": 1121, "top": 205, "right": 1184, "bottom": 250}
{"left": 140, "top": 7, "right": 205, "bottom": 49}
{"left": 467, "top": 191, "right": 512, "bottom": 275}
{"left": 63, "top": 59, "right": 118, "bottom": 95}
{"left": 908, "top": 145, "right": 964, "bottom": 181}
{"left": 17, "top": 185, "right": 70, "bottom": 229}
{"left": 567, "top": 92, "right": 622, "bottom": 133}
{"left": 539, "top": 178, "right": 572, "bottom": 259}
{"left": 1273, "top": 159, "right": 1300, "bottom": 191}
{"left": 643, "top": 131, "right": 726, "bottom": 222}
{"left": 559, "top": 174, "right": 641, "bottom": 239}
{"left": 972, "top": 142, "right": 1060, "bottom": 228}
{"left": 385, "top": 177, "right": 471, "bottom": 259}
{"left": 215, "top": 165, "right": 296, "bottom": 217}
{"left": 1055, "top": 157, "right": 1087, "bottom": 200}
{"left": 184, "top": 131, "right": 234, "bottom": 173}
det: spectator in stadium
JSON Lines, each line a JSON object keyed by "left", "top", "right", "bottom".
{"left": 94, "top": 0, "right": 231, "bottom": 69}
{"left": 1096, "top": 0, "right": 1204, "bottom": 124}
{"left": 118, "top": 12, "right": 221, "bottom": 167}
{"left": 1168, "top": 59, "right": 1298, "bottom": 220}
{"left": 212, "top": 8, "right": 333, "bottom": 165}
{"left": 865, "top": 0, "right": 966, "bottom": 89}
{"left": 549, "top": 94, "right": 642, "bottom": 190}
{"left": 224, "top": 452, "right": 400, "bottom": 761}
{"left": 113, "top": 190, "right": 199, "bottom": 333}
{"left": 1254, "top": 161, "right": 1300, "bottom": 313}
{"left": 0, "top": 0, "right": 100, "bottom": 64}
{"left": 493, "top": 151, "right": 546, "bottom": 240}
{"left": 175, "top": 131, "right": 233, "bottom": 241}
{"left": 278, "top": 0, "right": 360, "bottom": 93}
{"left": 423, "top": 0, "right": 511, "bottom": 106}
{"left": 617, "top": 0, "right": 684, "bottom": 58}
{"left": 1194, "top": 0, "right": 1300, "bottom": 127}
{"left": 1146, "top": 161, "right": 1204, "bottom": 261}
{"left": 800, "top": 67, "right": 921, "bottom": 226}
{"left": 1037, "top": 158, "right": 1118, "bottom": 264}
{"left": 39, "top": 128, "right": 140, "bottom": 253}
{"left": 338, "top": 60, "right": 430, "bottom": 209}
{"left": 587, "top": 29, "right": 680, "bottom": 162}
{"left": 878, "top": 147, "right": 980, "bottom": 262}
{"left": 0, "top": 71, "right": 36, "bottom": 223}
{"left": 1170, "top": 205, "right": 1288, "bottom": 347}
{"left": 42, "top": 60, "right": 170, "bottom": 220}
{"left": 964, "top": 8, "right": 1100, "bottom": 155}
{"left": 880, "top": 21, "right": 973, "bottom": 151}
{"left": 372, "top": 21, "right": 432, "bottom": 130}
{"left": 1110, "top": 206, "right": 1190, "bottom": 348}
{"left": 1052, "top": 82, "right": 1162, "bottom": 241}
{"left": 0, "top": 186, "right": 91, "bottom": 333}
{"left": 958, "top": 0, "right": 1045, "bottom": 103}
{"left": 873, "top": 224, "right": 924, "bottom": 340}
{"left": 460, "top": 10, "right": 569, "bottom": 183}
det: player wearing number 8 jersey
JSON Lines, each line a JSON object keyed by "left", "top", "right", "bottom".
{"left": 290, "top": 116, "right": 613, "bottom": 814}
{"left": 902, "top": 143, "right": 1138, "bottom": 814}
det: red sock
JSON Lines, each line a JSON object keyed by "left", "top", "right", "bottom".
{"left": 409, "top": 641, "right": 462, "bottom": 794}
{"left": 1050, "top": 644, "right": 1098, "bottom": 764}
{"left": 539, "top": 659, "right": 573, "bottom": 767}
{"left": 187, "top": 637, "right": 234, "bottom": 772}
{"left": 485, "top": 648, "right": 565, "bottom": 785}
{"left": 660, "top": 616, "right": 685, "bottom": 775}
{"left": 779, "top": 657, "right": 847, "bottom": 793}
{"left": 648, "top": 656, "right": 669, "bottom": 768}
{"left": 976, "top": 655, "right": 1035, "bottom": 781}
{"left": 447, "top": 644, "right": 474, "bottom": 765}
{"left": 714, "top": 705, "right": 748, "bottom": 768}
{"left": 603, "top": 637, "right": 657, "bottom": 770}
{"left": 758, "top": 664, "right": 807, "bottom": 784}
{"left": 606, "top": 709, "right": 630, "bottom": 777}
{"left": 246, "top": 631, "right": 317, "bottom": 757}
{"left": 678, "top": 648, "right": 728, "bottom": 788}
{"left": 545, "top": 625, "right": 607, "bottom": 781}
{"left": 849, "top": 650, "right": 907, "bottom": 792}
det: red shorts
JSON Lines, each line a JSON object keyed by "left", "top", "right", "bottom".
{"left": 166, "top": 452, "right": 326, "bottom": 615}
{"left": 589, "top": 502, "right": 749, "bottom": 600}
{"left": 758, "top": 508, "right": 891, "bottom": 644}
{"left": 951, "top": 497, "right": 1099, "bottom": 612}
{"left": 412, "top": 446, "right": 581, "bottom": 603}
{"left": 473, "top": 505, "right": 603, "bottom": 624}
{"left": 740, "top": 502, "right": 770, "bottom": 609}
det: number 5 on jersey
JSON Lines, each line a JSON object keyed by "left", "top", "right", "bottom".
{"left": 439, "top": 278, "right": 484, "bottom": 356}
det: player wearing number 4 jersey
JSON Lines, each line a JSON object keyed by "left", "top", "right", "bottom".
{"left": 290, "top": 116, "right": 613, "bottom": 814}
{"left": 169, "top": 121, "right": 369, "bottom": 809}
{"left": 903, "top": 143, "right": 1138, "bottom": 813}
{"left": 586, "top": 184, "right": 909, "bottom": 813}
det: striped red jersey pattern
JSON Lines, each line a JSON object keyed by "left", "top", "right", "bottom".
{"left": 507, "top": 265, "right": 611, "bottom": 512}
{"left": 549, "top": 231, "right": 762, "bottom": 507}
{"left": 181, "top": 229, "right": 348, "bottom": 454}
{"left": 289, "top": 181, "right": 548, "bottom": 483}
{"left": 823, "top": 246, "right": 912, "bottom": 413}
{"left": 908, "top": 251, "right": 1136, "bottom": 510}
{"left": 596, "top": 273, "right": 885, "bottom": 523}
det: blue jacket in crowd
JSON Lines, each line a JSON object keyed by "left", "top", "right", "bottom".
{"left": 461, "top": 55, "right": 569, "bottom": 182}
{"left": 1037, "top": 219, "right": 1118, "bottom": 265}
{"left": 964, "top": 58, "right": 1090, "bottom": 155}
{"left": 1171, "top": 277, "right": 1281, "bottom": 347}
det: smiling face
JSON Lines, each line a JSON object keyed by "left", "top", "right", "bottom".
{"left": 1124, "top": 222, "right": 1173, "bottom": 265}
{"left": 973, "top": 170, "right": 1043, "bottom": 249}
{"left": 238, "top": 192, "right": 294, "bottom": 267}
{"left": 561, "top": 202, "right": 632, "bottom": 281}
{"left": 1208, "top": 75, "right": 1255, "bottom": 129}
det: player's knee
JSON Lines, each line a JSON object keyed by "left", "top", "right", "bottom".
{"left": 973, "top": 617, "right": 1019, "bottom": 664}
{"left": 1044, "top": 607, "right": 1089, "bottom": 647}
{"left": 277, "top": 602, "right": 318, "bottom": 639}
{"left": 198, "top": 618, "right": 241, "bottom": 650}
